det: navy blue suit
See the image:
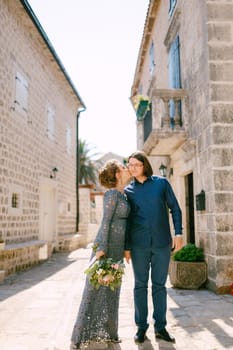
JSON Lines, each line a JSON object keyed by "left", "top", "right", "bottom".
{"left": 125, "top": 176, "right": 182, "bottom": 331}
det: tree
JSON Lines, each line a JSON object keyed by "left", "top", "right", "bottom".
{"left": 78, "top": 139, "right": 100, "bottom": 185}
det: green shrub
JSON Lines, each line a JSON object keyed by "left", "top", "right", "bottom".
{"left": 172, "top": 243, "right": 205, "bottom": 262}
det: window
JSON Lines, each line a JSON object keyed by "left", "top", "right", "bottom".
{"left": 138, "top": 84, "right": 143, "bottom": 95}
{"left": 67, "top": 202, "right": 71, "bottom": 213}
{"left": 169, "top": 0, "right": 177, "bottom": 16}
{"left": 168, "top": 35, "right": 181, "bottom": 124}
{"left": 66, "top": 199, "right": 72, "bottom": 216}
{"left": 169, "top": 36, "right": 181, "bottom": 90}
{"left": 8, "top": 185, "right": 23, "bottom": 215}
{"left": 149, "top": 41, "right": 155, "bottom": 74}
{"left": 47, "top": 106, "right": 55, "bottom": 140}
{"left": 11, "top": 192, "right": 20, "bottom": 208}
{"left": 14, "top": 72, "right": 28, "bottom": 115}
{"left": 66, "top": 126, "right": 72, "bottom": 154}
{"left": 58, "top": 200, "right": 72, "bottom": 215}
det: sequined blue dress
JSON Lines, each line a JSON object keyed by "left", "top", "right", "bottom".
{"left": 71, "top": 189, "right": 130, "bottom": 347}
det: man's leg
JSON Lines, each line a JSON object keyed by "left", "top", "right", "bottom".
{"left": 151, "top": 244, "right": 171, "bottom": 332}
{"left": 131, "top": 247, "right": 151, "bottom": 331}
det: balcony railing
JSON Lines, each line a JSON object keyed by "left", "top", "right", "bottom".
{"left": 153, "top": 88, "right": 187, "bottom": 129}
{"left": 141, "top": 88, "right": 188, "bottom": 156}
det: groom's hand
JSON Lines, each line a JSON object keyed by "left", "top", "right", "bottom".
{"left": 172, "top": 236, "right": 183, "bottom": 252}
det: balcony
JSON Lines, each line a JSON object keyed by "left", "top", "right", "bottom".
{"left": 142, "top": 88, "right": 188, "bottom": 156}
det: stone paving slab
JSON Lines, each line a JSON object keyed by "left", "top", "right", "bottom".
{"left": 0, "top": 247, "right": 232, "bottom": 350}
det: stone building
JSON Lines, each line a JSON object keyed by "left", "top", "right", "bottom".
{"left": 0, "top": 0, "right": 86, "bottom": 278}
{"left": 130, "top": 0, "right": 233, "bottom": 293}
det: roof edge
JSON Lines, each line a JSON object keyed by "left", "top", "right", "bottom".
{"left": 20, "top": 0, "right": 86, "bottom": 110}
{"left": 130, "top": 0, "right": 160, "bottom": 99}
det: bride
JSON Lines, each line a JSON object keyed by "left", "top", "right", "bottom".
{"left": 71, "top": 159, "right": 131, "bottom": 349}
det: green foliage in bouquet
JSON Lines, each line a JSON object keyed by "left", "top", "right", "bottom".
{"left": 172, "top": 243, "right": 205, "bottom": 262}
{"left": 85, "top": 257, "right": 125, "bottom": 291}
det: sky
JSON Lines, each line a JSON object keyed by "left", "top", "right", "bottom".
{"left": 28, "top": 0, "right": 149, "bottom": 158}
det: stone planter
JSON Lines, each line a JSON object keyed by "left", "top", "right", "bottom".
{"left": 169, "top": 260, "right": 207, "bottom": 289}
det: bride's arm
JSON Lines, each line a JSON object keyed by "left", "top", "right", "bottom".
{"left": 94, "top": 190, "right": 118, "bottom": 256}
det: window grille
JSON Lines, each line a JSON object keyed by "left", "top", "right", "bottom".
{"left": 11, "top": 192, "right": 19, "bottom": 208}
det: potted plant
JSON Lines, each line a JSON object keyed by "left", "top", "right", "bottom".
{"left": 169, "top": 243, "right": 207, "bottom": 289}
{"left": 0, "top": 238, "right": 5, "bottom": 250}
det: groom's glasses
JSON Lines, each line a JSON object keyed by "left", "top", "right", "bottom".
{"left": 127, "top": 163, "right": 144, "bottom": 168}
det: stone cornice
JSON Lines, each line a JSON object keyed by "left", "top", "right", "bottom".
{"left": 131, "top": 0, "right": 160, "bottom": 98}
{"left": 164, "top": 8, "right": 181, "bottom": 49}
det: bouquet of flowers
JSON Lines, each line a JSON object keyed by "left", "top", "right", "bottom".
{"left": 84, "top": 257, "right": 125, "bottom": 291}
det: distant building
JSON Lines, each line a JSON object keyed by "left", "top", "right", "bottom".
{"left": 97, "top": 152, "right": 127, "bottom": 167}
{"left": 0, "top": 0, "right": 86, "bottom": 277}
{"left": 130, "top": 0, "right": 233, "bottom": 293}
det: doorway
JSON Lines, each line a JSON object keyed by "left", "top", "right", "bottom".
{"left": 39, "top": 179, "right": 57, "bottom": 242}
{"left": 185, "top": 173, "right": 195, "bottom": 243}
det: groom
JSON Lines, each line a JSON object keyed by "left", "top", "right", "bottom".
{"left": 124, "top": 151, "right": 183, "bottom": 344}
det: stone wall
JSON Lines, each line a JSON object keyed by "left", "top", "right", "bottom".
{"left": 79, "top": 185, "right": 103, "bottom": 247}
{"left": 0, "top": 0, "right": 84, "bottom": 276}
{"left": 0, "top": 240, "right": 52, "bottom": 276}
{"left": 132, "top": 0, "right": 233, "bottom": 292}
{"left": 0, "top": 0, "right": 82, "bottom": 243}
{"left": 205, "top": 0, "right": 233, "bottom": 292}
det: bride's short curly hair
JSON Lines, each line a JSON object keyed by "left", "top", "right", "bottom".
{"left": 98, "top": 159, "right": 121, "bottom": 189}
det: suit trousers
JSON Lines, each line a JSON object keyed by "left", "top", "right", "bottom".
{"left": 131, "top": 244, "right": 171, "bottom": 332}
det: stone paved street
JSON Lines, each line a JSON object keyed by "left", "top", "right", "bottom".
{"left": 0, "top": 246, "right": 232, "bottom": 350}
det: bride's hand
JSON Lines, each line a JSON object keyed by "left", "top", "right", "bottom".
{"left": 96, "top": 250, "right": 105, "bottom": 260}
{"left": 124, "top": 250, "right": 131, "bottom": 264}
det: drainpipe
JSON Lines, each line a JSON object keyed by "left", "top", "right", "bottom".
{"left": 76, "top": 107, "right": 86, "bottom": 232}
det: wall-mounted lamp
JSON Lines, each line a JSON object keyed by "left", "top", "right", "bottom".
{"left": 50, "top": 167, "right": 58, "bottom": 179}
{"left": 159, "top": 163, "right": 167, "bottom": 177}
{"left": 195, "top": 190, "right": 205, "bottom": 211}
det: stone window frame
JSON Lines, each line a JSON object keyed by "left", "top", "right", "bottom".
{"left": 169, "top": 0, "right": 177, "bottom": 17}
{"left": 47, "top": 105, "right": 56, "bottom": 141}
{"left": 67, "top": 200, "right": 72, "bottom": 215}
{"left": 58, "top": 201, "right": 66, "bottom": 215}
{"left": 58, "top": 199, "right": 73, "bottom": 216}
{"left": 66, "top": 125, "right": 72, "bottom": 155}
{"left": 13, "top": 71, "right": 29, "bottom": 119}
{"left": 138, "top": 84, "right": 143, "bottom": 95}
{"left": 163, "top": 7, "right": 183, "bottom": 125}
{"left": 164, "top": 8, "right": 181, "bottom": 50}
{"left": 8, "top": 184, "right": 23, "bottom": 215}
{"left": 149, "top": 41, "right": 156, "bottom": 75}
